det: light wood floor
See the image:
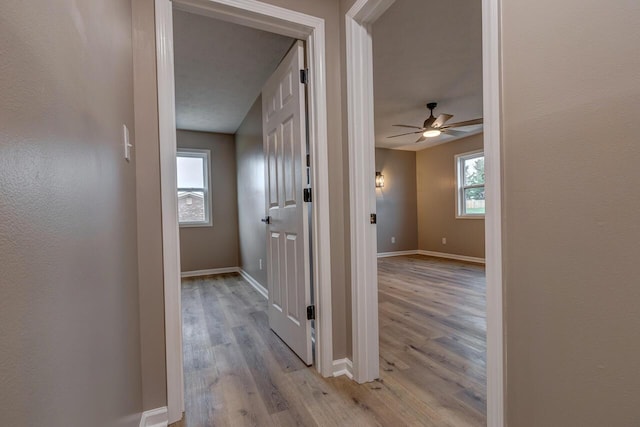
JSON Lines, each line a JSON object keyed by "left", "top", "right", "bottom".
{"left": 173, "top": 255, "right": 486, "bottom": 427}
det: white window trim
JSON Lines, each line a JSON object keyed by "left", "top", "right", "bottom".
{"left": 177, "top": 148, "right": 212, "bottom": 227}
{"left": 455, "top": 149, "right": 485, "bottom": 219}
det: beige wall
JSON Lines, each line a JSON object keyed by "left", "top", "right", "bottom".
{"left": 177, "top": 130, "right": 239, "bottom": 272}
{"left": 132, "top": 0, "right": 167, "bottom": 410}
{"left": 0, "top": 0, "right": 143, "bottom": 425}
{"left": 236, "top": 96, "right": 268, "bottom": 287}
{"left": 416, "top": 134, "right": 485, "bottom": 259}
{"left": 502, "top": 1, "right": 640, "bottom": 425}
{"left": 375, "top": 148, "right": 418, "bottom": 253}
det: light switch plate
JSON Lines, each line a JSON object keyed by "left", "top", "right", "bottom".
{"left": 123, "top": 124, "right": 132, "bottom": 161}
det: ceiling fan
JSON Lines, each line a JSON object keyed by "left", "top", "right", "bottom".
{"left": 388, "top": 102, "right": 483, "bottom": 143}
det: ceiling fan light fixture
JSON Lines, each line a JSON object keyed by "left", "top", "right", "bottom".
{"left": 423, "top": 129, "right": 441, "bottom": 138}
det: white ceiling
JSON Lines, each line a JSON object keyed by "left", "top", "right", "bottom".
{"left": 372, "top": 0, "right": 483, "bottom": 151}
{"left": 173, "top": 9, "right": 294, "bottom": 134}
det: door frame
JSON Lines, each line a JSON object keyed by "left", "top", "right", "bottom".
{"left": 155, "top": 0, "right": 334, "bottom": 423}
{"left": 345, "top": 0, "right": 505, "bottom": 425}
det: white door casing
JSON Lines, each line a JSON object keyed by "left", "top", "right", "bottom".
{"left": 263, "top": 40, "right": 313, "bottom": 365}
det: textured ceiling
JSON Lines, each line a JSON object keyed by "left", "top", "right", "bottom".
{"left": 373, "top": 0, "right": 483, "bottom": 151}
{"left": 173, "top": 9, "right": 294, "bottom": 134}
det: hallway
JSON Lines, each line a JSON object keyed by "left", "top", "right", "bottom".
{"left": 178, "top": 255, "right": 485, "bottom": 426}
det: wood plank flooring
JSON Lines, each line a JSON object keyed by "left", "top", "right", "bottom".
{"left": 173, "top": 255, "right": 486, "bottom": 427}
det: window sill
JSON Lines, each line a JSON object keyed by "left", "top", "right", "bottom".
{"left": 179, "top": 222, "right": 213, "bottom": 228}
{"left": 456, "top": 215, "right": 485, "bottom": 220}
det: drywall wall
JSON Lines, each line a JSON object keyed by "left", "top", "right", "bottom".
{"left": 236, "top": 96, "right": 268, "bottom": 287}
{"left": 0, "top": 0, "right": 143, "bottom": 425}
{"left": 177, "top": 130, "right": 239, "bottom": 272}
{"left": 502, "top": 1, "right": 640, "bottom": 425}
{"left": 375, "top": 148, "right": 418, "bottom": 253}
{"left": 416, "top": 134, "right": 485, "bottom": 259}
{"left": 132, "top": 0, "right": 167, "bottom": 410}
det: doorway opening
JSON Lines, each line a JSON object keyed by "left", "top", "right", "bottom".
{"left": 155, "top": 0, "right": 334, "bottom": 423}
{"left": 346, "top": 0, "right": 504, "bottom": 425}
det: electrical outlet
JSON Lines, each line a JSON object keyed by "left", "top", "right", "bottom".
{"left": 391, "top": 237, "right": 396, "bottom": 244}
{"left": 442, "top": 237, "right": 447, "bottom": 245}
{"left": 259, "top": 259, "right": 263, "bottom": 270}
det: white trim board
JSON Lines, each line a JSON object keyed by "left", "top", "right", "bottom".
{"left": 332, "top": 358, "right": 354, "bottom": 380}
{"left": 239, "top": 269, "right": 269, "bottom": 299}
{"left": 376, "top": 250, "right": 419, "bottom": 258}
{"left": 417, "top": 250, "right": 485, "bottom": 265}
{"left": 181, "top": 267, "right": 239, "bottom": 277}
{"left": 376, "top": 250, "right": 485, "bottom": 264}
{"left": 156, "top": 1, "right": 334, "bottom": 423}
{"left": 139, "top": 407, "right": 168, "bottom": 427}
{"left": 346, "top": 0, "right": 504, "bottom": 425}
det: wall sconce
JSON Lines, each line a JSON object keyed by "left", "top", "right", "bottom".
{"left": 375, "top": 172, "right": 385, "bottom": 188}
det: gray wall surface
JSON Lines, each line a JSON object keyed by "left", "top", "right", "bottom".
{"left": 375, "top": 148, "right": 418, "bottom": 253}
{"left": 235, "top": 96, "right": 268, "bottom": 287}
{"left": 502, "top": 1, "right": 640, "bottom": 425}
{"left": 177, "top": 130, "right": 239, "bottom": 272}
{"left": 132, "top": 0, "right": 167, "bottom": 410}
{"left": 0, "top": 0, "right": 143, "bottom": 425}
{"left": 416, "top": 134, "right": 485, "bottom": 258}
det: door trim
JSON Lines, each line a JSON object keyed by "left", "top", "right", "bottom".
{"left": 345, "top": 0, "right": 505, "bottom": 425}
{"left": 155, "top": 0, "right": 334, "bottom": 423}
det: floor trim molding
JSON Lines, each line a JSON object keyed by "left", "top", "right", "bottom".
{"left": 417, "top": 250, "right": 486, "bottom": 264}
{"left": 376, "top": 249, "right": 486, "bottom": 264}
{"left": 181, "top": 267, "right": 239, "bottom": 278}
{"left": 377, "top": 250, "right": 419, "bottom": 258}
{"left": 239, "top": 269, "right": 269, "bottom": 300}
{"left": 139, "top": 407, "right": 168, "bottom": 427}
{"left": 332, "top": 358, "right": 354, "bottom": 379}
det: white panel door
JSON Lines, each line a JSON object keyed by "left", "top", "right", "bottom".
{"left": 262, "top": 41, "right": 312, "bottom": 365}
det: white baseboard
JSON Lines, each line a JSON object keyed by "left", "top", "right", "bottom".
{"left": 239, "top": 269, "right": 268, "bottom": 299}
{"left": 139, "top": 407, "right": 168, "bottom": 427}
{"left": 417, "top": 250, "right": 485, "bottom": 264}
{"left": 332, "top": 358, "right": 353, "bottom": 379}
{"left": 181, "top": 266, "right": 239, "bottom": 278}
{"left": 377, "top": 250, "right": 419, "bottom": 258}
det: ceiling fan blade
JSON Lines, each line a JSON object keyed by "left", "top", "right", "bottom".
{"left": 442, "top": 129, "right": 467, "bottom": 137}
{"left": 415, "top": 135, "right": 427, "bottom": 144}
{"left": 392, "top": 124, "right": 424, "bottom": 130}
{"left": 432, "top": 114, "right": 453, "bottom": 128}
{"left": 441, "top": 118, "right": 483, "bottom": 129}
{"left": 387, "top": 130, "right": 423, "bottom": 139}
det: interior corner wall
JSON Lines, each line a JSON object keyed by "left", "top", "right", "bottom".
{"left": 235, "top": 96, "right": 268, "bottom": 287}
{"left": 1, "top": 0, "right": 143, "bottom": 425}
{"left": 375, "top": 148, "right": 418, "bottom": 253}
{"left": 177, "top": 130, "right": 239, "bottom": 273}
{"left": 416, "top": 134, "right": 485, "bottom": 259}
{"left": 132, "top": 0, "right": 168, "bottom": 411}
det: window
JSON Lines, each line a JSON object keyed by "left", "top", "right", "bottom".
{"left": 456, "top": 150, "right": 485, "bottom": 218}
{"left": 177, "top": 149, "right": 211, "bottom": 226}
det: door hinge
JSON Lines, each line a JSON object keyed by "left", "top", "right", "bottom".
{"left": 370, "top": 213, "right": 377, "bottom": 224}
{"left": 300, "top": 68, "right": 309, "bottom": 84}
{"left": 306, "top": 154, "right": 310, "bottom": 167}
{"left": 306, "top": 305, "right": 315, "bottom": 320}
{"left": 303, "top": 188, "right": 312, "bottom": 202}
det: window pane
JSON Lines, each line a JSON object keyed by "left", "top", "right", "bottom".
{"left": 463, "top": 156, "right": 485, "bottom": 186}
{"left": 178, "top": 191, "right": 205, "bottom": 223}
{"left": 177, "top": 156, "right": 204, "bottom": 188}
{"left": 464, "top": 186, "right": 485, "bottom": 215}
